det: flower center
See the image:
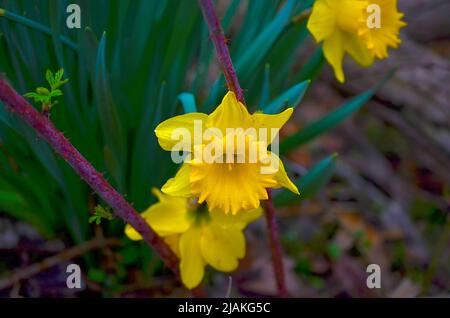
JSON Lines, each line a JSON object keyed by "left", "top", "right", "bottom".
{"left": 187, "top": 201, "right": 211, "bottom": 225}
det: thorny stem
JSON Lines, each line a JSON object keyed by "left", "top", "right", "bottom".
{"left": 198, "top": 0, "right": 245, "bottom": 104}
{"left": 0, "top": 76, "right": 179, "bottom": 277}
{"left": 198, "top": 0, "right": 289, "bottom": 297}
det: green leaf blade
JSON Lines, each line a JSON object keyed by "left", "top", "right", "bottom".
{"left": 280, "top": 89, "right": 375, "bottom": 154}
{"left": 274, "top": 154, "right": 337, "bottom": 206}
{"left": 178, "top": 92, "right": 197, "bottom": 114}
{"left": 263, "top": 80, "right": 309, "bottom": 114}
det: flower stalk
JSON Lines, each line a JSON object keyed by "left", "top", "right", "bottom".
{"left": 0, "top": 76, "right": 179, "bottom": 276}
{"left": 198, "top": 0, "right": 289, "bottom": 297}
{"left": 265, "top": 190, "right": 289, "bottom": 297}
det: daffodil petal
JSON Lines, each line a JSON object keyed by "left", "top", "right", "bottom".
{"left": 155, "top": 112, "right": 208, "bottom": 151}
{"left": 180, "top": 227, "right": 205, "bottom": 289}
{"left": 125, "top": 224, "right": 143, "bottom": 241}
{"left": 252, "top": 108, "right": 293, "bottom": 144}
{"left": 206, "top": 91, "right": 252, "bottom": 132}
{"left": 142, "top": 202, "right": 191, "bottom": 237}
{"left": 124, "top": 189, "right": 191, "bottom": 239}
{"left": 307, "top": 0, "right": 336, "bottom": 42}
{"left": 323, "top": 31, "right": 345, "bottom": 83}
{"left": 269, "top": 153, "right": 299, "bottom": 195}
{"left": 161, "top": 163, "right": 192, "bottom": 197}
{"left": 210, "top": 207, "right": 263, "bottom": 230}
{"left": 343, "top": 33, "right": 374, "bottom": 67}
{"left": 164, "top": 234, "right": 181, "bottom": 258}
{"left": 200, "top": 223, "right": 245, "bottom": 271}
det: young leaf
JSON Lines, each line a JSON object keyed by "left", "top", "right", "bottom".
{"left": 50, "top": 89, "right": 63, "bottom": 97}
{"left": 36, "top": 87, "right": 50, "bottom": 95}
{"left": 24, "top": 68, "right": 69, "bottom": 111}
{"left": 24, "top": 92, "right": 40, "bottom": 99}
{"left": 55, "top": 68, "right": 64, "bottom": 82}
{"left": 46, "top": 69, "right": 54, "bottom": 87}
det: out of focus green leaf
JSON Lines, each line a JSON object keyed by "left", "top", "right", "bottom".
{"left": 280, "top": 89, "right": 376, "bottom": 154}
{"left": 281, "top": 72, "right": 394, "bottom": 154}
{"left": 263, "top": 80, "right": 309, "bottom": 114}
{"left": 178, "top": 92, "right": 197, "bottom": 114}
{"left": 274, "top": 154, "right": 337, "bottom": 206}
{"left": 235, "top": 0, "right": 296, "bottom": 82}
{"left": 95, "top": 33, "right": 126, "bottom": 190}
{"left": 294, "top": 47, "right": 325, "bottom": 83}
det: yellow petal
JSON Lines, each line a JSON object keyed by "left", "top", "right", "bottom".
{"left": 307, "top": 0, "right": 337, "bottom": 42}
{"left": 161, "top": 163, "right": 192, "bottom": 197}
{"left": 124, "top": 188, "right": 191, "bottom": 240}
{"left": 155, "top": 112, "right": 208, "bottom": 151}
{"left": 206, "top": 91, "right": 252, "bottom": 132}
{"left": 210, "top": 207, "right": 263, "bottom": 230}
{"left": 200, "top": 223, "right": 245, "bottom": 272}
{"left": 180, "top": 227, "right": 205, "bottom": 289}
{"left": 358, "top": 0, "right": 406, "bottom": 59}
{"left": 336, "top": 0, "right": 368, "bottom": 33}
{"left": 267, "top": 152, "right": 299, "bottom": 195}
{"left": 251, "top": 108, "right": 293, "bottom": 144}
{"left": 125, "top": 223, "right": 143, "bottom": 241}
{"left": 342, "top": 33, "right": 374, "bottom": 67}
{"left": 142, "top": 200, "right": 191, "bottom": 237}
{"left": 164, "top": 234, "right": 181, "bottom": 257}
{"left": 323, "top": 31, "right": 345, "bottom": 83}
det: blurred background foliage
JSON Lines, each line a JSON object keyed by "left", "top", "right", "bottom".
{"left": 0, "top": 0, "right": 448, "bottom": 297}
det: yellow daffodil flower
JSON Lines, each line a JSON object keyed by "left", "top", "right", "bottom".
{"left": 125, "top": 188, "right": 262, "bottom": 289}
{"left": 154, "top": 91, "right": 299, "bottom": 215}
{"left": 307, "top": 0, "right": 406, "bottom": 82}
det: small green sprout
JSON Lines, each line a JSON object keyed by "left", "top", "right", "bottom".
{"left": 89, "top": 205, "right": 114, "bottom": 225}
{"left": 24, "top": 68, "right": 68, "bottom": 114}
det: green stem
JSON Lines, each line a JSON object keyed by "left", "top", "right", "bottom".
{"left": 1, "top": 8, "right": 78, "bottom": 51}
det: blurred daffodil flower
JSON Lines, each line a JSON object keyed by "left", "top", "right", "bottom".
{"left": 307, "top": 0, "right": 406, "bottom": 82}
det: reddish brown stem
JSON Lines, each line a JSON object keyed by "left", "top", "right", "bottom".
{"left": 0, "top": 76, "right": 179, "bottom": 276}
{"left": 198, "top": 0, "right": 245, "bottom": 104}
{"left": 265, "top": 190, "right": 289, "bottom": 297}
{"left": 198, "top": 0, "right": 288, "bottom": 297}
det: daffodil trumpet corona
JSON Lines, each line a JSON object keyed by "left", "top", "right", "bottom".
{"left": 154, "top": 91, "right": 299, "bottom": 215}
{"left": 307, "top": 0, "right": 406, "bottom": 82}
